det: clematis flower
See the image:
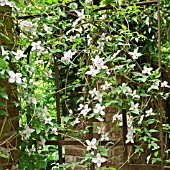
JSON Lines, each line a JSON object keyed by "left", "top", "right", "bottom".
{"left": 51, "top": 127, "right": 58, "bottom": 135}
{"left": 129, "top": 102, "right": 139, "bottom": 114}
{"left": 128, "top": 48, "right": 142, "bottom": 59}
{"left": 101, "top": 81, "right": 112, "bottom": 90}
{"left": 21, "top": 21, "right": 37, "bottom": 35}
{"left": 112, "top": 113, "right": 122, "bottom": 126}
{"left": 138, "top": 115, "right": 144, "bottom": 124}
{"left": 86, "top": 65, "right": 99, "bottom": 76}
{"left": 126, "top": 127, "right": 136, "bottom": 143}
{"left": 145, "top": 108, "right": 155, "bottom": 117}
{"left": 32, "top": 41, "right": 44, "bottom": 53}
{"left": 0, "top": 0, "right": 15, "bottom": 7}
{"left": 161, "top": 81, "right": 170, "bottom": 88}
{"left": 100, "top": 132, "right": 109, "bottom": 141}
{"left": 111, "top": 50, "right": 121, "bottom": 59}
{"left": 21, "top": 125, "right": 35, "bottom": 139}
{"left": 92, "top": 153, "right": 106, "bottom": 167}
{"left": 44, "top": 117, "right": 53, "bottom": 126}
{"left": 97, "top": 126, "right": 105, "bottom": 134}
{"left": 94, "top": 103, "right": 105, "bottom": 116}
{"left": 96, "top": 116, "right": 104, "bottom": 122}
{"left": 37, "top": 136, "right": 46, "bottom": 147}
{"left": 86, "top": 138, "right": 97, "bottom": 151}
{"left": 12, "top": 50, "right": 26, "bottom": 60}
{"left": 61, "top": 50, "right": 76, "bottom": 63}
{"left": 8, "top": 71, "right": 22, "bottom": 84}
{"left": 78, "top": 104, "right": 91, "bottom": 116}
{"left": 142, "top": 66, "right": 153, "bottom": 75}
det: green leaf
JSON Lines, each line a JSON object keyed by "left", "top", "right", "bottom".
{"left": 0, "top": 152, "right": 9, "bottom": 159}
{"left": 154, "top": 151, "right": 159, "bottom": 157}
{"left": 0, "top": 58, "right": 9, "bottom": 69}
{"left": 147, "top": 85, "right": 159, "bottom": 92}
{"left": 0, "top": 33, "right": 11, "bottom": 42}
{"left": 149, "top": 129, "right": 158, "bottom": 133}
{"left": 0, "top": 110, "right": 8, "bottom": 116}
{"left": 0, "top": 92, "right": 8, "bottom": 100}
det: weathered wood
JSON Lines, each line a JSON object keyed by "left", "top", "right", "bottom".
{"left": 128, "top": 164, "right": 170, "bottom": 170}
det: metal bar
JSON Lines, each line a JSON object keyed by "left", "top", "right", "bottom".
{"left": 54, "top": 56, "right": 63, "bottom": 164}
{"left": 94, "top": 0, "right": 158, "bottom": 12}
{"left": 45, "top": 140, "right": 124, "bottom": 146}
{"left": 18, "top": 1, "right": 158, "bottom": 20}
{"left": 122, "top": 109, "right": 128, "bottom": 170}
{"left": 157, "top": 1, "right": 164, "bottom": 169}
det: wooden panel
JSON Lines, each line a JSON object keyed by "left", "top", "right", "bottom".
{"left": 128, "top": 164, "right": 170, "bottom": 170}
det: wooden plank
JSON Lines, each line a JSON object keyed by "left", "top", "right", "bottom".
{"left": 128, "top": 164, "right": 170, "bottom": 170}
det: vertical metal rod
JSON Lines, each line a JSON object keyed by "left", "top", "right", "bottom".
{"left": 54, "top": 56, "right": 63, "bottom": 164}
{"left": 122, "top": 109, "right": 128, "bottom": 170}
{"left": 157, "top": 1, "right": 164, "bottom": 169}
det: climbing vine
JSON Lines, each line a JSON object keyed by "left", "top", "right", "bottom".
{"left": 0, "top": 0, "right": 170, "bottom": 169}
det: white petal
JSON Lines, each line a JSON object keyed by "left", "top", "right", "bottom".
{"left": 9, "top": 77, "right": 15, "bottom": 83}
{"left": 8, "top": 71, "right": 15, "bottom": 77}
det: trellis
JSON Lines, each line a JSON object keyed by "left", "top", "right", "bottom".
{"left": 18, "top": 0, "right": 169, "bottom": 170}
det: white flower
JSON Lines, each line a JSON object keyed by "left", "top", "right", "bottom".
{"left": 101, "top": 81, "right": 112, "bottom": 90}
{"left": 92, "top": 153, "right": 106, "bottom": 167}
{"left": 112, "top": 113, "right": 122, "bottom": 126}
{"left": 138, "top": 115, "right": 144, "bottom": 124}
{"left": 85, "top": 0, "right": 92, "bottom": 5}
{"left": 37, "top": 136, "right": 46, "bottom": 147}
{"left": 28, "top": 96, "right": 37, "bottom": 105}
{"left": 61, "top": 50, "right": 76, "bottom": 63}
{"left": 42, "top": 106, "right": 49, "bottom": 115}
{"left": 129, "top": 102, "right": 139, "bottom": 114}
{"left": 51, "top": 127, "right": 58, "bottom": 135}
{"left": 146, "top": 154, "right": 151, "bottom": 164}
{"left": 123, "top": 87, "right": 132, "bottom": 96}
{"left": 45, "top": 117, "right": 53, "bottom": 126}
{"left": 74, "top": 118, "right": 80, "bottom": 125}
{"left": 89, "top": 88, "right": 97, "bottom": 98}
{"left": 96, "top": 116, "right": 104, "bottom": 122}
{"left": 128, "top": 48, "right": 142, "bottom": 59}
{"left": 94, "top": 103, "right": 105, "bottom": 116}
{"left": 43, "top": 24, "right": 52, "bottom": 33}
{"left": 111, "top": 50, "right": 121, "bottom": 59}
{"left": 21, "top": 126, "right": 35, "bottom": 139}
{"left": 21, "top": 21, "right": 37, "bottom": 35}
{"left": 0, "top": 0, "right": 15, "bottom": 7}
{"left": 12, "top": 50, "right": 26, "bottom": 60}
{"left": 1, "top": 46, "right": 8, "bottom": 56}
{"left": 93, "top": 91, "right": 103, "bottom": 103}
{"left": 76, "top": 9, "right": 85, "bottom": 19}
{"left": 91, "top": 55, "right": 108, "bottom": 71}
{"left": 86, "top": 138, "right": 97, "bottom": 151}
{"left": 145, "top": 108, "right": 155, "bottom": 117}
{"left": 45, "top": 70, "right": 52, "bottom": 78}
{"left": 86, "top": 65, "right": 99, "bottom": 76}
{"left": 161, "top": 81, "right": 170, "bottom": 88}
{"left": 97, "top": 126, "right": 105, "bottom": 134}
{"left": 78, "top": 104, "right": 84, "bottom": 111}
{"left": 79, "top": 104, "right": 91, "bottom": 116}
{"left": 92, "top": 55, "right": 104, "bottom": 67}
{"left": 126, "top": 127, "right": 135, "bottom": 143}
{"left": 130, "top": 90, "right": 140, "bottom": 99}
{"left": 127, "top": 115, "right": 133, "bottom": 127}
{"left": 142, "top": 66, "right": 153, "bottom": 75}
{"left": 101, "top": 132, "right": 109, "bottom": 141}
{"left": 8, "top": 71, "right": 22, "bottom": 84}
{"left": 32, "top": 41, "right": 44, "bottom": 53}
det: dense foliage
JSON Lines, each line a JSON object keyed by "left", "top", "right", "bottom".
{"left": 0, "top": 0, "right": 170, "bottom": 169}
